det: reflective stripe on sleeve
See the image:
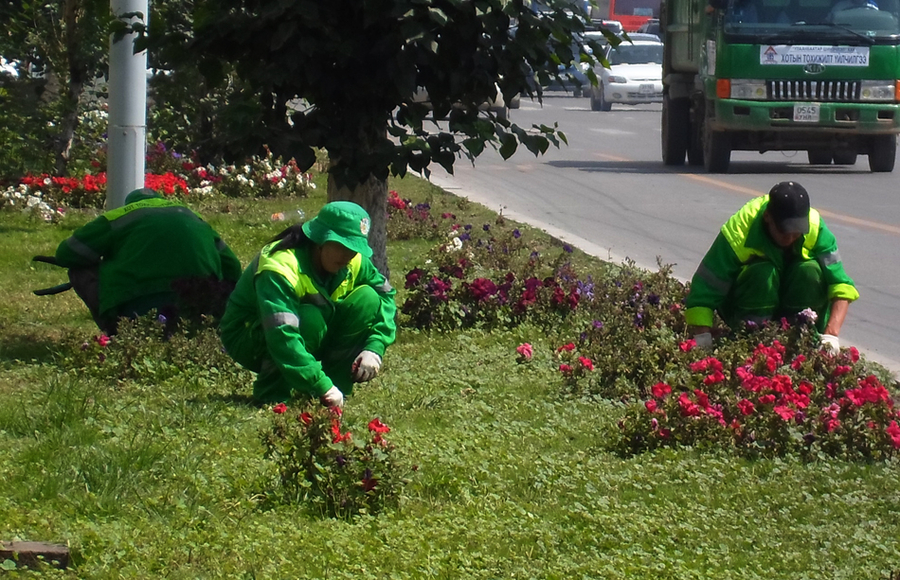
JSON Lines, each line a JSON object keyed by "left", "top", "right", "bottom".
{"left": 696, "top": 263, "right": 732, "bottom": 295}
{"left": 65, "top": 236, "right": 101, "bottom": 263}
{"left": 262, "top": 312, "right": 300, "bottom": 330}
{"left": 818, "top": 250, "right": 841, "bottom": 267}
{"left": 374, "top": 281, "right": 393, "bottom": 293}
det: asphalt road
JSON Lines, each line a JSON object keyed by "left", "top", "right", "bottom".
{"left": 428, "top": 93, "right": 900, "bottom": 376}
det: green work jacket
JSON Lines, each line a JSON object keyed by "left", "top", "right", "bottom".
{"left": 684, "top": 195, "right": 859, "bottom": 328}
{"left": 222, "top": 240, "right": 397, "bottom": 397}
{"left": 54, "top": 194, "right": 242, "bottom": 317}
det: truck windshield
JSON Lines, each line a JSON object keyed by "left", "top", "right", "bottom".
{"left": 725, "top": 0, "right": 900, "bottom": 36}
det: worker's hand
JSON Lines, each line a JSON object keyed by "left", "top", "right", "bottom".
{"left": 694, "top": 332, "right": 713, "bottom": 350}
{"left": 320, "top": 386, "right": 344, "bottom": 408}
{"left": 819, "top": 333, "right": 840, "bottom": 354}
{"left": 352, "top": 350, "right": 382, "bottom": 383}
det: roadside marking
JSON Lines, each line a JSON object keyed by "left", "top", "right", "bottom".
{"left": 595, "top": 152, "right": 630, "bottom": 162}
{"left": 684, "top": 173, "right": 900, "bottom": 236}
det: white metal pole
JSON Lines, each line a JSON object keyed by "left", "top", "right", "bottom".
{"left": 106, "top": 0, "right": 149, "bottom": 209}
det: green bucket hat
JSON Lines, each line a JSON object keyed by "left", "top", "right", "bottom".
{"left": 302, "top": 201, "right": 373, "bottom": 258}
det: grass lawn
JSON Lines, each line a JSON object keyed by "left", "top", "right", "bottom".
{"left": 1, "top": 177, "right": 898, "bottom": 579}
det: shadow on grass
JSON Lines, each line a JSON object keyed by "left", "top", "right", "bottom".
{"left": 0, "top": 328, "right": 65, "bottom": 364}
{"left": 193, "top": 392, "right": 258, "bottom": 407}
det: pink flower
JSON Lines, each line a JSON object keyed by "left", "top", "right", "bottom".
{"left": 758, "top": 394, "right": 776, "bottom": 405}
{"left": 95, "top": 334, "right": 110, "bottom": 348}
{"left": 559, "top": 364, "right": 573, "bottom": 375}
{"left": 516, "top": 343, "right": 533, "bottom": 360}
{"left": 849, "top": 347, "right": 860, "bottom": 363}
{"left": 651, "top": 382, "right": 672, "bottom": 398}
{"left": 272, "top": 403, "right": 287, "bottom": 414}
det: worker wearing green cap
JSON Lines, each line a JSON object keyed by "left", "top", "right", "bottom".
{"left": 220, "top": 201, "right": 397, "bottom": 406}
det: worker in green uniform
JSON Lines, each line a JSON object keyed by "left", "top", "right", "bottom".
{"left": 219, "top": 201, "right": 397, "bottom": 407}
{"left": 684, "top": 181, "right": 859, "bottom": 352}
{"left": 54, "top": 187, "right": 242, "bottom": 334}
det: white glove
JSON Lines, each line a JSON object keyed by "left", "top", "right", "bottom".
{"left": 320, "top": 386, "right": 344, "bottom": 408}
{"left": 352, "top": 350, "right": 382, "bottom": 382}
{"left": 694, "top": 332, "right": 713, "bottom": 350}
{"left": 819, "top": 334, "right": 840, "bottom": 354}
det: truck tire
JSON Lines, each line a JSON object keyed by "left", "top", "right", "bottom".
{"left": 832, "top": 150, "right": 857, "bottom": 165}
{"left": 662, "top": 95, "right": 688, "bottom": 165}
{"left": 703, "top": 117, "right": 731, "bottom": 173}
{"left": 807, "top": 149, "right": 832, "bottom": 165}
{"left": 868, "top": 135, "right": 896, "bottom": 172}
{"left": 687, "top": 119, "right": 704, "bottom": 166}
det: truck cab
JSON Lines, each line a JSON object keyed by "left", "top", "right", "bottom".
{"left": 661, "top": 0, "right": 900, "bottom": 171}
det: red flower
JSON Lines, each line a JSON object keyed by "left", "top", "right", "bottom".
{"left": 578, "top": 356, "right": 594, "bottom": 371}
{"left": 557, "top": 342, "right": 576, "bottom": 352}
{"left": 773, "top": 405, "right": 794, "bottom": 421}
{"left": 368, "top": 418, "right": 391, "bottom": 433}
{"left": 331, "top": 419, "right": 352, "bottom": 443}
{"left": 299, "top": 412, "right": 313, "bottom": 425}
{"left": 362, "top": 476, "right": 378, "bottom": 492}
{"left": 886, "top": 421, "right": 900, "bottom": 448}
{"left": 645, "top": 399, "right": 658, "bottom": 413}
{"left": 678, "top": 392, "right": 702, "bottom": 417}
{"left": 737, "top": 399, "right": 755, "bottom": 416}
{"left": 679, "top": 339, "right": 696, "bottom": 352}
{"left": 272, "top": 403, "right": 287, "bottom": 414}
{"left": 95, "top": 334, "right": 110, "bottom": 347}
{"left": 651, "top": 382, "right": 672, "bottom": 398}
{"left": 849, "top": 347, "right": 860, "bottom": 363}
{"left": 759, "top": 394, "right": 776, "bottom": 405}
{"left": 790, "top": 355, "right": 806, "bottom": 370}
{"left": 559, "top": 364, "right": 573, "bottom": 375}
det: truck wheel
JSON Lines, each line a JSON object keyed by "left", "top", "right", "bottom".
{"left": 807, "top": 149, "right": 832, "bottom": 165}
{"left": 868, "top": 135, "right": 896, "bottom": 172}
{"left": 832, "top": 150, "right": 857, "bottom": 165}
{"left": 703, "top": 118, "right": 731, "bottom": 173}
{"left": 662, "top": 95, "right": 688, "bottom": 165}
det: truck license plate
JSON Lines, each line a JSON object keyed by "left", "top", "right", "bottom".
{"left": 639, "top": 84, "right": 654, "bottom": 94}
{"left": 793, "top": 104, "right": 820, "bottom": 122}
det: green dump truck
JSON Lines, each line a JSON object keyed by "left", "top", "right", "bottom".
{"left": 661, "top": 0, "right": 900, "bottom": 172}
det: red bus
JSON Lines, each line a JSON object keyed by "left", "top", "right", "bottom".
{"left": 608, "top": 0, "right": 660, "bottom": 31}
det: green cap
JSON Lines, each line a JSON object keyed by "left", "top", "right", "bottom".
{"left": 302, "top": 201, "right": 372, "bottom": 258}
{"left": 124, "top": 188, "right": 162, "bottom": 205}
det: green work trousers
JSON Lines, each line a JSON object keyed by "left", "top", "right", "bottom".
{"left": 721, "top": 259, "right": 829, "bottom": 331}
{"left": 251, "top": 285, "right": 381, "bottom": 403}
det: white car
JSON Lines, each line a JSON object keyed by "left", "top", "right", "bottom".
{"left": 590, "top": 37, "right": 664, "bottom": 111}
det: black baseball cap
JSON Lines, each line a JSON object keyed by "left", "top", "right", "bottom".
{"left": 767, "top": 181, "right": 810, "bottom": 234}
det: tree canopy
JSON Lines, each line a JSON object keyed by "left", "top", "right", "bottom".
{"left": 144, "top": 0, "right": 608, "bottom": 188}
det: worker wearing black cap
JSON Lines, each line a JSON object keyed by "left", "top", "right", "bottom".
{"left": 684, "top": 181, "right": 859, "bottom": 352}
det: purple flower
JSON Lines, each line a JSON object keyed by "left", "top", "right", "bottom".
{"left": 157, "top": 314, "right": 168, "bottom": 324}
{"left": 562, "top": 244, "right": 573, "bottom": 253}
{"left": 512, "top": 229, "right": 521, "bottom": 239}
{"left": 336, "top": 455, "right": 346, "bottom": 467}
{"left": 530, "top": 251, "right": 540, "bottom": 260}
{"left": 459, "top": 233, "right": 470, "bottom": 241}
{"left": 592, "top": 320, "right": 604, "bottom": 329}
{"left": 648, "top": 293, "right": 660, "bottom": 305}
{"left": 464, "top": 224, "right": 472, "bottom": 231}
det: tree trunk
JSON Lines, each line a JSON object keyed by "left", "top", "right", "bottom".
{"left": 53, "top": 0, "right": 88, "bottom": 176}
{"left": 327, "top": 172, "right": 389, "bottom": 278}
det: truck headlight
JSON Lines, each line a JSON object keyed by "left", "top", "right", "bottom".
{"left": 730, "top": 79, "right": 766, "bottom": 100}
{"left": 860, "top": 81, "right": 896, "bottom": 102}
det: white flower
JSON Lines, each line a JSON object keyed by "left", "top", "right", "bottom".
{"left": 43, "top": 178, "right": 52, "bottom": 186}
{"left": 799, "top": 308, "right": 818, "bottom": 323}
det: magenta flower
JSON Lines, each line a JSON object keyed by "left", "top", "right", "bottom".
{"left": 516, "top": 343, "right": 533, "bottom": 360}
